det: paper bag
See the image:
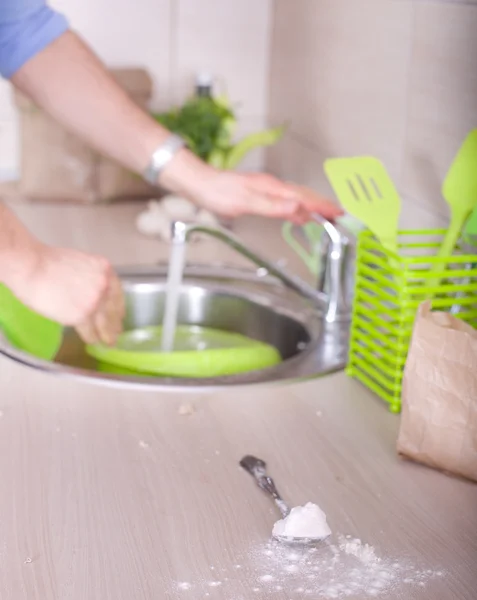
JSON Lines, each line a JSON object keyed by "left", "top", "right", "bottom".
{"left": 397, "top": 301, "right": 477, "bottom": 482}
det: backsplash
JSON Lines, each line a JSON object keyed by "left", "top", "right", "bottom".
{"left": 0, "top": 0, "right": 272, "bottom": 179}
{"left": 1, "top": 0, "right": 474, "bottom": 222}
{"left": 266, "top": 0, "right": 477, "bottom": 229}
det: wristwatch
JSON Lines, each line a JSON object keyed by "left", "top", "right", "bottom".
{"left": 143, "top": 134, "right": 187, "bottom": 186}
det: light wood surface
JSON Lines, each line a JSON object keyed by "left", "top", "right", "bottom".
{"left": 0, "top": 202, "right": 476, "bottom": 599}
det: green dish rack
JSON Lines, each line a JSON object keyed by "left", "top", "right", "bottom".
{"left": 347, "top": 229, "right": 477, "bottom": 413}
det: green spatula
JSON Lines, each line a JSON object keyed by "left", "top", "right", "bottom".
{"left": 0, "top": 283, "right": 63, "bottom": 360}
{"left": 324, "top": 157, "right": 401, "bottom": 255}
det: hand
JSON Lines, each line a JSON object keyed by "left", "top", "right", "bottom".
{"left": 191, "top": 170, "right": 344, "bottom": 224}
{"left": 10, "top": 244, "right": 125, "bottom": 346}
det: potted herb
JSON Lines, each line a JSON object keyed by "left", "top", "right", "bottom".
{"left": 136, "top": 92, "right": 285, "bottom": 239}
{"left": 152, "top": 94, "right": 284, "bottom": 170}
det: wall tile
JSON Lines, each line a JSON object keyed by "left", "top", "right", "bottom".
{"left": 50, "top": 0, "right": 173, "bottom": 110}
{"left": 401, "top": 2, "right": 477, "bottom": 218}
{"left": 0, "top": 0, "right": 173, "bottom": 177}
{"left": 268, "top": 0, "right": 413, "bottom": 182}
{"left": 172, "top": 0, "right": 272, "bottom": 143}
{"left": 0, "top": 0, "right": 274, "bottom": 175}
{"left": 267, "top": 130, "right": 444, "bottom": 229}
{"left": 0, "top": 84, "right": 19, "bottom": 179}
{"left": 230, "top": 117, "right": 270, "bottom": 172}
{"left": 0, "top": 119, "right": 19, "bottom": 178}
{"left": 0, "top": 81, "right": 16, "bottom": 121}
{"left": 267, "top": 132, "right": 335, "bottom": 197}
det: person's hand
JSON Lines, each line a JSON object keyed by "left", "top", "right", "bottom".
{"left": 191, "top": 170, "right": 344, "bottom": 224}
{"left": 10, "top": 244, "right": 125, "bottom": 346}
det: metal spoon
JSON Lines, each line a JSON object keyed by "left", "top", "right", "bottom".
{"left": 239, "top": 455, "right": 325, "bottom": 545}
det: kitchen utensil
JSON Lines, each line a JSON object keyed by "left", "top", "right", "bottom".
{"left": 86, "top": 325, "right": 282, "bottom": 378}
{"left": 324, "top": 156, "right": 401, "bottom": 255}
{"left": 0, "top": 283, "right": 63, "bottom": 360}
{"left": 463, "top": 205, "right": 477, "bottom": 247}
{"left": 430, "top": 129, "right": 477, "bottom": 280}
{"left": 347, "top": 229, "right": 477, "bottom": 413}
{"left": 450, "top": 206, "right": 477, "bottom": 315}
{"left": 239, "top": 455, "right": 324, "bottom": 545}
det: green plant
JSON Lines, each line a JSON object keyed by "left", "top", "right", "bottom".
{"left": 152, "top": 95, "right": 284, "bottom": 170}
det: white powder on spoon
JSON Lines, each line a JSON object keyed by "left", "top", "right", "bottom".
{"left": 272, "top": 502, "right": 332, "bottom": 541}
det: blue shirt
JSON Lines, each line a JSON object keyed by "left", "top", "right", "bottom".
{"left": 0, "top": 0, "right": 68, "bottom": 78}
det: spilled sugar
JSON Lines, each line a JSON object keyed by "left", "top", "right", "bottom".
{"left": 177, "top": 582, "right": 191, "bottom": 591}
{"left": 174, "top": 534, "right": 444, "bottom": 598}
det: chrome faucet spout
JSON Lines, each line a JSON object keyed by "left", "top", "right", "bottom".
{"left": 310, "top": 214, "right": 351, "bottom": 323}
{"left": 170, "top": 220, "right": 328, "bottom": 311}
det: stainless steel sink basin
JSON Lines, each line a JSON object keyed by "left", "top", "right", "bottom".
{"left": 0, "top": 264, "right": 349, "bottom": 390}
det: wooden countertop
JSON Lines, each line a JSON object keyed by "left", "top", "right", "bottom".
{"left": 0, "top": 202, "right": 476, "bottom": 599}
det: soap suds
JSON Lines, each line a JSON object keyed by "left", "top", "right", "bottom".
{"left": 273, "top": 502, "right": 331, "bottom": 541}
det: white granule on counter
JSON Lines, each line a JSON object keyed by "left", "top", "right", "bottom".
{"left": 173, "top": 536, "right": 444, "bottom": 598}
{"left": 338, "top": 535, "right": 379, "bottom": 564}
{"left": 272, "top": 502, "right": 332, "bottom": 541}
{"left": 178, "top": 403, "right": 195, "bottom": 416}
{"left": 177, "top": 582, "right": 191, "bottom": 591}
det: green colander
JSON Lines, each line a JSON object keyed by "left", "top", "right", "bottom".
{"left": 86, "top": 325, "right": 282, "bottom": 378}
{"left": 0, "top": 283, "right": 63, "bottom": 360}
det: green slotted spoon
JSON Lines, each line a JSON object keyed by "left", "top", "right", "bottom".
{"left": 0, "top": 283, "right": 63, "bottom": 360}
{"left": 430, "top": 129, "right": 477, "bottom": 281}
{"left": 463, "top": 204, "right": 477, "bottom": 248}
{"left": 324, "top": 156, "right": 401, "bottom": 256}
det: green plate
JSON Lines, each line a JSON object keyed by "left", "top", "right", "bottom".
{"left": 86, "top": 325, "right": 282, "bottom": 378}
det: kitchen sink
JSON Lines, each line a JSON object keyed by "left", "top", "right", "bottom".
{"left": 0, "top": 264, "right": 349, "bottom": 390}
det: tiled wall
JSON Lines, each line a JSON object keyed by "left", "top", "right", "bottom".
{"left": 0, "top": 0, "right": 272, "bottom": 179}
{"left": 267, "top": 0, "right": 477, "bottom": 228}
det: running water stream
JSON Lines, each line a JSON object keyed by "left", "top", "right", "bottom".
{"left": 160, "top": 240, "right": 188, "bottom": 352}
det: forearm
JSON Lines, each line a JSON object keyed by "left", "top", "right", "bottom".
{"left": 11, "top": 30, "right": 214, "bottom": 197}
{"left": 0, "top": 203, "right": 39, "bottom": 290}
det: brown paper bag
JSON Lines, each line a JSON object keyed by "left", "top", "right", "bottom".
{"left": 397, "top": 301, "right": 477, "bottom": 482}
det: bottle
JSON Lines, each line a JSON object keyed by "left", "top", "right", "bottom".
{"left": 195, "top": 71, "right": 214, "bottom": 98}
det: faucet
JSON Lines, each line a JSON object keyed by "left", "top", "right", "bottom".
{"left": 170, "top": 214, "right": 351, "bottom": 323}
